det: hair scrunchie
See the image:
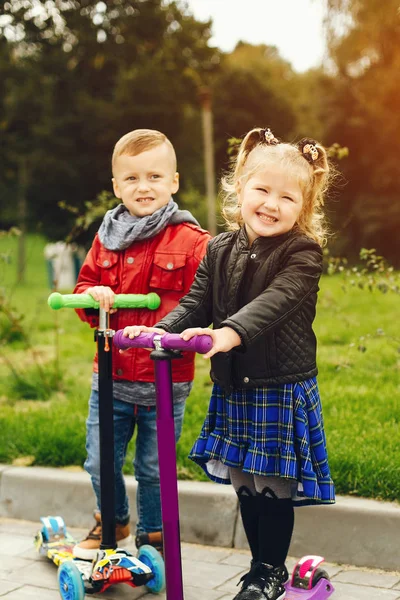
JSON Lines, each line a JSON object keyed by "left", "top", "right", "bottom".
{"left": 299, "top": 138, "right": 319, "bottom": 163}
{"left": 259, "top": 128, "right": 279, "bottom": 146}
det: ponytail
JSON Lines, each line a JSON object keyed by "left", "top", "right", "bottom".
{"left": 233, "top": 127, "right": 279, "bottom": 181}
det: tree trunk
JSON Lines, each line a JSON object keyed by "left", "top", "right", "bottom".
{"left": 17, "top": 157, "right": 28, "bottom": 284}
{"left": 199, "top": 87, "right": 217, "bottom": 236}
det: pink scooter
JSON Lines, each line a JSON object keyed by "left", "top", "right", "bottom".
{"left": 285, "top": 555, "right": 334, "bottom": 599}
{"left": 113, "top": 331, "right": 335, "bottom": 600}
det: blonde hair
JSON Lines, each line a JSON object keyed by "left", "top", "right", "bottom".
{"left": 221, "top": 128, "right": 333, "bottom": 246}
{"left": 112, "top": 129, "right": 177, "bottom": 173}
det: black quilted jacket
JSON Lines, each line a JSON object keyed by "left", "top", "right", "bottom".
{"left": 157, "top": 227, "right": 323, "bottom": 392}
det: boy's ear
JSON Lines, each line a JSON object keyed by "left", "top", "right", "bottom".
{"left": 112, "top": 178, "right": 121, "bottom": 199}
{"left": 172, "top": 172, "right": 179, "bottom": 194}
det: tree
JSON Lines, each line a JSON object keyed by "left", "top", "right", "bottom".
{"left": 0, "top": 1, "right": 220, "bottom": 240}
{"left": 211, "top": 43, "right": 297, "bottom": 176}
{"left": 323, "top": 0, "right": 400, "bottom": 264}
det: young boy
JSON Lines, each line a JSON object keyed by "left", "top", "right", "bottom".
{"left": 72, "top": 129, "right": 211, "bottom": 560}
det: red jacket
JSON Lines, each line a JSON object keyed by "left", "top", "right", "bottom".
{"left": 74, "top": 223, "right": 211, "bottom": 383}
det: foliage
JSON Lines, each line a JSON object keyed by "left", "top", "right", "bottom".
{"left": 5, "top": 362, "right": 62, "bottom": 401}
{"left": 323, "top": 0, "right": 400, "bottom": 265}
{"left": 0, "top": 300, "right": 25, "bottom": 344}
{"left": 0, "top": 227, "right": 24, "bottom": 342}
{"left": 2, "top": 0, "right": 399, "bottom": 264}
{"left": 0, "top": 7, "right": 323, "bottom": 241}
{"left": 60, "top": 190, "right": 118, "bottom": 246}
{"left": 212, "top": 44, "right": 297, "bottom": 175}
{"left": 0, "top": 293, "right": 63, "bottom": 399}
{"left": 0, "top": 229, "right": 63, "bottom": 399}
{"left": 325, "top": 246, "right": 400, "bottom": 357}
{"left": 0, "top": 227, "right": 21, "bottom": 265}
{"left": 326, "top": 247, "right": 400, "bottom": 294}
{"left": 0, "top": 1, "right": 220, "bottom": 241}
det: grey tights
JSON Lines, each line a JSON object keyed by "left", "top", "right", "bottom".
{"left": 230, "top": 467, "right": 295, "bottom": 565}
{"left": 229, "top": 467, "right": 293, "bottom": 498}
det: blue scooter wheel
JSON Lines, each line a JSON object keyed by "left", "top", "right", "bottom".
{"left": 57, "top": 560, "right": 85, "bottom": 600}
{"left": 138, "top": 544, "right": 166, "bottom": 594}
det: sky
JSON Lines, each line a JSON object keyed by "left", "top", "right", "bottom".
{"left": 183, "top": 0, "right": 327, "bottom": 72}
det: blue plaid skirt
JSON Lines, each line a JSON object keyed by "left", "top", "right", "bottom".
{"left": 189, "top": 378, "right": 335, "bottom": 506}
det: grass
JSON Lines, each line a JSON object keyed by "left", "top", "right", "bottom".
{"left": 0, "top": 234, "right": 399, "bottom": 501}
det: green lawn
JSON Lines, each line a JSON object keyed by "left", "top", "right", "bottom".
{"left": 0, "top": 234, "right": 399, "bottom": 502}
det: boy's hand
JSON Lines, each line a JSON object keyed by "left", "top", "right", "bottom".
{"left": 86, "top": 286, "right": 117, "bottom": 313}
{"left": 180, "top": 326, "right": 241, "bottom": 359}
{"left": 119, "top": 325, "right": 166, "bottom": 353}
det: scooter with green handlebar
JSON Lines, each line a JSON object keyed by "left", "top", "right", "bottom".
{"left": 35, "top": 292, "right": 165, "bottom": 599}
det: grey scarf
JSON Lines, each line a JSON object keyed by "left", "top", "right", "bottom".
{"left": 98, "top": 199, "right": 199, "bottom": 251}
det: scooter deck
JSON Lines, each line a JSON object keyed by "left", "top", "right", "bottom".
{"left": 34, "top": 516, "right": 80, "bottom": 566}
{"left": 35, "top": 516, "right": 162, "bottom": 594}
{"left": 35, "top": 527, "right": 94, "bottom": 583}
{"left": 34, "top": 522, "right": 80, "bottom": 566}
{"left": 285, "top": 578, "right": 334, "bottom": 600}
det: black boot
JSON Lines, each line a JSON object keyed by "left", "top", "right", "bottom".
{"left": 233, "top": 561, "right": 286, "bottom": 600}
{"left": 274, "top": 564, "right": 289, "bottom": 584}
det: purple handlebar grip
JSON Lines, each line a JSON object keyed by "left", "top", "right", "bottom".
{"left": 113, "top": 330, "right": 213, "bottom": 354}
{"left": 161, "top": 333, "right": 213, "bottom": 354}
{"left": 113, "top": 330, "right": 156, "bottom": 350}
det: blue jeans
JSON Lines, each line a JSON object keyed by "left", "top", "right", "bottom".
{"left": 84, "top": 390, "right": 186, "bottom": 534}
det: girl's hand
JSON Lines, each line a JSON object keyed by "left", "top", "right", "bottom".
{"left": 180, "top": 326, "right": 241, "bottom": 359}
{"left": 122, "top": 325, "right": 166, "bottom": 338}
{"left": 119, "top": 326, "right": 166, "bottom": 353}
{"left": 86, "top": 286, "right": 117, "bottom": 313}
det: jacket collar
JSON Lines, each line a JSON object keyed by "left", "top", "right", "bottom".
{"left": 237, "top": 226, "right": 294, "bottom": 251}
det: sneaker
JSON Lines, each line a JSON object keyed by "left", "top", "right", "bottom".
{"left": 136, "top": 531, "right": 163, "bottom": 556}
{"left": 233, "top": 561, "right": 286, "bottom": 600}
{"left": 73, "top": 512, "right": 132, "bottom": 560}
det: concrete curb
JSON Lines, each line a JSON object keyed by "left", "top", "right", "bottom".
{"left": 1, "top": 464, "right": 399, "bottom": 571}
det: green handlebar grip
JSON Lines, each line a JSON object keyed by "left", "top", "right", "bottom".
{"left": 114, "top": 293, "right": 160, "bottom": 310}
{"left": 48, "top": 292, "right": 160, "bottom": 310}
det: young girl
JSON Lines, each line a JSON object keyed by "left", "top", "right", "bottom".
{"left": 123, "top": 127, "right": 335, "bottom": 600}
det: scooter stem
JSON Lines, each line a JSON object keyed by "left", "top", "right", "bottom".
{"left": 152, "top": 352, "right": 184, "bottom": 600}
{"left": 97, "top": 308, "right": 116, "bottom": 549}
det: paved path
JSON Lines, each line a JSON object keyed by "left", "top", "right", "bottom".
{"left": 1, "top": 518, "right": 400, "bottom": 599}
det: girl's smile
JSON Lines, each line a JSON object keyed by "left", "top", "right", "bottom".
{"left": 238, "top": 163, "right": 304, "bottom": 244}
{"left": 256, "top": 212, "right": 278, "bottom": 223}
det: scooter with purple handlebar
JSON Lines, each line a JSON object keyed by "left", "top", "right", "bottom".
{"left": 113, "top": 331, "right": 335, "bottom": 600}
{"left": 113, "top": 330, "right": 213, "bottom": 600}
{"left": 35, "top": 292, "right": 166, "bottom": 600}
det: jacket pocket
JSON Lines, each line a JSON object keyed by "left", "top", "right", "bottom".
{"left": 95, "top": 250, "right": 119, "bottom": 287}
{"left": 149, "top": 252, "right": 187, "bottom": 291}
